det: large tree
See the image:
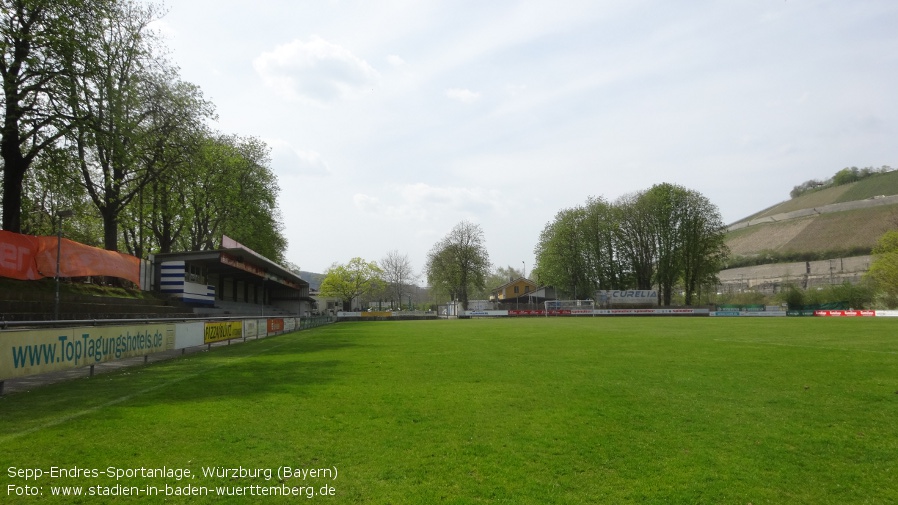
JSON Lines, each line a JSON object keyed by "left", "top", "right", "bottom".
{"left": 613, "top": 191, "right": 656, "bottom": 291}
{"left": 119, "top": 76, "right": 212, "bottom": 258}
{"left": 68, "top": 1, "right": 214, "bottom": 251}
{"left": 580, "top": 196, "right": 624, "bottom": 292}
{"left": 380, "top": 250, "right": 417, "bottom": 309}
{"left": 179, "top": 134, "right": 285, "bottom": 261}
{"left": 0, "top": 0, "right": 112, "bottom": 232}
{"left": 535, "top": 184, "right": 728, "bottom": 306}
{"left": 533, "top": 206, "right": 590, "bottom": 298}
{"left": 644, "top": 183, "right": 688, "bottom": 306}
{"left": 319, "top": 257, "right": 384, "bottom": 311}
{"left": 640, "top": 183, "right": 728, "bottom": 306}
{"left": 425, "top": 220, "right": 490, "bottom": 310}
{"left": 678, "top": 189, "right": 728, "bottom": 305}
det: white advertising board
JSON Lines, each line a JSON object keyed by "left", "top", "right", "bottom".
{"left": 174, "top": 322, "right": 205, "bottom": 349}
{"left": 465, "top": 310, "right": 509, "bottom": 317}
{"left": 597, "top": 290, "right": 659, "bottom": 305}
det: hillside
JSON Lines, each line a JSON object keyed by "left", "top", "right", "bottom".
{"left": 733, "top": 170, "right": 898, "bottom": 224}
{"left": 299, "top": 271, "right": 325, "bottom": 290}
{"left": 725, "top": 170, "right": 898, "bottom": 265}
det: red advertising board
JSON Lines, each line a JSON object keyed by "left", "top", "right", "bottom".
{"left": 267, "top": 318, "right": 285, "bottom": 333}
{"left": 814, "top": 310, "right": 876, "bottom": 317}
{"left": 508, "top": 310, "right": 548, "bottom": 316}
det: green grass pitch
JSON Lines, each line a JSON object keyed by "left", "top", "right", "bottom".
{"left": 2, "top": 318, "right": 897, "bottom": 504}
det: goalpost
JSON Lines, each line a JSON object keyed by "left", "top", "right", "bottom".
{"left": 544, "top": 299, "right": 596, "bottom": 316}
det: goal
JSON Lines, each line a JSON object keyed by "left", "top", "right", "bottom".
{"left": 543, "top": 299, "right": 595, "bottom": 316}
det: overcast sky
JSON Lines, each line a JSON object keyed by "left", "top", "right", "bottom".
{"left": 150, "top": 0, "right": 898, "bottom": 277}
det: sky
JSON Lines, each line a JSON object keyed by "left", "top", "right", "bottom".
{"left": 149, "top": 0, "right": 898, "bottom": 278}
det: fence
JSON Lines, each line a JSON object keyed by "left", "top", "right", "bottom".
{"left": 0, "top": 315, "right": 334, "bottom": 395}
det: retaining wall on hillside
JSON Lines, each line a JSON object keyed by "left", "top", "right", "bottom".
{"left": 717, "top": 255, "right": 871, "bottom": 293}
{"left": 728, "top": 195, "right": 898, "bottom": 231}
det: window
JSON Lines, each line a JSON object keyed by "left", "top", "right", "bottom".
{"left": 514, "top": 286, "right": 519, "bottom": 294}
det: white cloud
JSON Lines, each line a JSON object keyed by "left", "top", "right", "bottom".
{"left": 353, "top": 183, "right": 501, "bottom": 223}
{"left": 387, "top": 54, "right": 406, "bottom": 66}
{"left": 445, "top": 87, "right": 481, "bottom": 104}
{"left": 253, "top": 36, "right": 380, "bottom": 104}
{"left": 268, "top": 139, "right": 330, "bottom": 177}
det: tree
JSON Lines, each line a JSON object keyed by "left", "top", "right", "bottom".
{"left": 581, "top": 196, "right": 624, "bottom": 291}
{"left": 533, "top": 206, "right": 590, "bottom": 298}
{"left": 679, "top": 189, "right": 728, "bottom": 305}
{"left": 477, "top": 265, "right": 524, "bottom": 300}
{"left": 644, "top": 183, "right": 688, "bottom": 306}
{"left": 614, "top": 191, "right": 656, "bottom": 291}
{"left": 1, "top": 0, "right": 112, "bottom": 232}
{"left": 866, "top": 230, "right": 898, "bottom": 307}
{"left": 380, "top": 250, "right": 417, "bottom": 309}
{"left": 67, "top": 1, "right": 215, "bottom": 252}
{"left": 425, "top": 220, "right": 490, "bottom": 310}
{"left": 119, "top": 76, "right": 212, "bottom": 258}
{"left": 319, "top": 257, "right": 384, "bottom": 311}
{"left": 535, "top": 185, "right": 729, "bottom": 306}
{"left": 178, "top": 134, "right": 285, "bottom": 261}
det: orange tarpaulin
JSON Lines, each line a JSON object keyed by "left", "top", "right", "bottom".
{"left": 0, "top": 230, "right": 140, "bottom": 286}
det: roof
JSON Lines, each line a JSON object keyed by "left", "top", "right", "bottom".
{"left": 152, "top": 247, "right": 308, "bottom": 291}
{"left": 493, "top": 276, "right": 537, "bottom": 292}
{"left": 493, "top": 277, "right": 536, "bottom": 291}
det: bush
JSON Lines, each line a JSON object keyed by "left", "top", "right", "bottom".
{"left": 777, "top": 284, "right": 806, "bottom": 310}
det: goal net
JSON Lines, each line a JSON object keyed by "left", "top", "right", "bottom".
{"left": 543, "top": 299, "right": 595, "bottom": 316}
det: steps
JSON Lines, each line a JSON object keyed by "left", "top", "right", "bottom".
{"left": 0, "top": 281, "right": 195, "bottom": 322}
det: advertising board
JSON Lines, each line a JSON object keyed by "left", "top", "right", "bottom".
{"left": 1, "top": 323, "right": 174, "bottom": 380}
{"left": 814, "top": 310, "right": 876, "bottom": 317}
{"left": 203, "top": 321, "right": 243, "bottom": 344}
{"left": 466, "top": 310, "right": 510, "bottom": 316}
{"left": 267, "top": 318, "right": 285, "bottom": 333}
{"left": 596, "top": 290, "right": 658, "bottom": 305}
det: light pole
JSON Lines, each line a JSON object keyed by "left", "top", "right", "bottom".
{"left": 55, "top": 209, "right": 74, "bottom": 320}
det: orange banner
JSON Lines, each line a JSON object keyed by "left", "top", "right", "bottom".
{"left": 0, "top": 230, "right": 140, "bottom": 286}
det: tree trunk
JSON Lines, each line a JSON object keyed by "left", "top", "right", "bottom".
{"left": 1, "top": 122, "right": 26, "bottom": 232}
{"left": 102, "top": 209, "right": 119, "bottom": 251}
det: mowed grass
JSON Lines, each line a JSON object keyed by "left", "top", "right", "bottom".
{"left": 2, "top": 318, "right": 898, "bottom": 504}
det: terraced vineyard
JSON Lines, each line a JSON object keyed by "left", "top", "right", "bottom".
{"left": 726, "top": 171, "right": 898, "bottom": 262}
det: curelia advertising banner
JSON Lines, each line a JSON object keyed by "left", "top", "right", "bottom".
{"left": 596, "top": 290, "right": 659, "bottom": 305}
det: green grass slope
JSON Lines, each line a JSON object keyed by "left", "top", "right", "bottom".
{"left": 742, "top": 170, "right": 898, "bottom": 222}
{"left": 2, "top": 319, "right": 897, "bottom": 504}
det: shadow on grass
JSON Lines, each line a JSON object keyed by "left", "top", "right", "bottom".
{"left": 0, "top": 331, "right": 360, "bottom": 431}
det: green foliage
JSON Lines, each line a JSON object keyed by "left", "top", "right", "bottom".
{"left": 535, "top": 184, "right": 727, "bottom": 305}
{"left": 319, "top": 257, "right": 384, "bottom": 310}
{"left": 779, "top": 284, "right": 806, "bottom": 310}
{"left": 474, "top": 265, "right": 524, "bottom": 300}
{"left": 773, "top": 281, "right": 875, "bottom": 310}
{"left": 2, "top": 0, "right": 287, "bottom": 265}
{"left": 727, "top": 246, "right": 873, "bottom": 269}
{"left": 866, "top": 230, "right": 898, "bottom": 306}
{"left": 1, "top": 0, "right": 117, "bottom": 232}
{"left": 533, "top": 206, "right": 593, "bottom": 298}
{"left": 425, "top": 220, "right": 490, "bottom": 309}
{"left": 790, "top": 165, "right": 894, "bottom": 199}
